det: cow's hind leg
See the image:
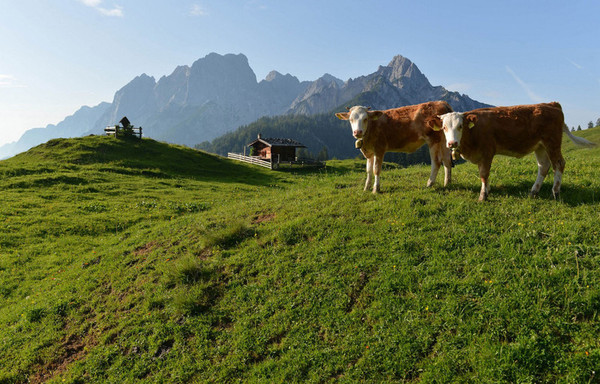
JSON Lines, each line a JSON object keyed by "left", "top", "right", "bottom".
{"left": 478, "top": 159, "right": 492, "bottom": 201}
{"left": 531, "top": 146, "right": 551, "bottom": 197}
{"left": 550, "top": 153, "right": 566, "bottom": 200}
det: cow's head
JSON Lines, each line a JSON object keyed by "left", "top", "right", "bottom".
{"left": 427, "top": 112, "right": 477, "bottom": 149}
{"left": 335, "top": 106, "right": 383, "bottom": 139}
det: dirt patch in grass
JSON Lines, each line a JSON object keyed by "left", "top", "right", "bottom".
{"left": 133, "top": 241, "right": 159, "bottom": 256}
{"left": 252, "top": 213, "right": 276, "bottom": 225}
{"left": 30, "top": 333, "right": 95, "bottom": 384}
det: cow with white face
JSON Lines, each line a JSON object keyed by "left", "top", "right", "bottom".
{"left": 435, "top": 112, "right": 476, "bottom": 158}
{"left": 429, "top": 103, "right": 596, "bottom": 201}
{"left": 346, "top": 106, "right": 379, "bottom": 140}
{"left": 336, "top": 101, "right": 453, "bottom": 193}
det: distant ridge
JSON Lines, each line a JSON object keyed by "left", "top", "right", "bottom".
{"left": 0, "top": 53, "right": 491, "bottom": 159}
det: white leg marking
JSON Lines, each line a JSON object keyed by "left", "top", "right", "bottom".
{"left": 373, "top": 175, "right": 380, "bottom": 194}
{"left": 552, "top": 170, "right": 563, "bottom": 199}
{"left": 372, "top": 155, "right": 382, "bottom": 194}
{"left": 479, "top": 182, "right": 488, "bottom": 201}
{"left": 531, "top": 148, "right": 551, "bottom": 196}
{"left": 427, "top": 147, "right": 440, "bottom": 187}
{"left": 364, "top": 157, "right": 373, "bottom": 191}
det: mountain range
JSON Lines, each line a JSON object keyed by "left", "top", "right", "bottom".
{"left": 0, "top": 53, "right": 491, "bottom": 159}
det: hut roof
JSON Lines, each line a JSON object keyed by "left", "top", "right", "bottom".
{"left": 119, "top": 116, "right": 131, "bottom": 127}
{"left": 247, "top": 134, "right": 306, "bottom": 148}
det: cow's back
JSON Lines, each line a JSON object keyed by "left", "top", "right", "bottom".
{"left": 467, "top": 103, "right": 564, "bottom": 157}
{"left": 372, "top": 101, "right": 452, "bottom": 152}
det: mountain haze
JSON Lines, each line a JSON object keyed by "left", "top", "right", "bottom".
{"left": 0, "top": 103, "right": 111, "bottom": 159}
{"left": 0, "top": 53, "right": 491, "bottom": 159}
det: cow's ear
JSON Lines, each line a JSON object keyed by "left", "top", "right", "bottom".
{"left": 465, "top": 114, "right": 477, "bottom": 128}
{"left": 426, "top": 116, "right": 443, "bottom": 131}
{"left": 368, "top": 111, "right": 383, "bottom": 120}
{"left": 335, "top": 112, "right": 350, "bottom": 120}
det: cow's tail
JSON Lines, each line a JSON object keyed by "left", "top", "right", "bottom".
{"left": 563, "top": 125, "right": 597, "bottom": 147}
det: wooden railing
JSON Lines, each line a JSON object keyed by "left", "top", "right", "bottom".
{"left": 105, "top": 125, "right": 143, "bottom": 139}
{"left": 227, "top": 153, "right": 273, "bottom": 169}
{"left": 227, "top": 153, "right": 325, "bottom": 170}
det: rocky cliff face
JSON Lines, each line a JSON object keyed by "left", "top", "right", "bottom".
{"left": 90, "top": 52, "right": 491, "bottom": 145}
{"left": 287, "top": 55, "right": 491, "bottom": 114}
{"left": 258, "top": 71, "right": 309, "bottom": 115}
{"left": 1, "top": 53, "right": 492, "bottom": 159}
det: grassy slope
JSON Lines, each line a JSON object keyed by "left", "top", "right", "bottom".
{"left": 1, "top": 130, "right": 599, "bottom": 383}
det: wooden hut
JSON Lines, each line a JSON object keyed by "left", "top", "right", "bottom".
{"left": 247, "top": 134, "right": 306, "bottom": 162}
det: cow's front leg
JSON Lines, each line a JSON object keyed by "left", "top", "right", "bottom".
{"left": 442, "top": 147, "right": 452, "bottom": 187}
{"left": 478, "top": 160, "right": 492, "bottom": 201}
{"left": 372, "top": 154, "right": 383, "bottom": 193}
{"left": 364, "top": 156, "right": 373, "bottom": 192}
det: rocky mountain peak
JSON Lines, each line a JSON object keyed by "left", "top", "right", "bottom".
{"left": 265, "top": 70, "right": 283, "bottom": 82}
{"left": 319, "top": 73, "right": 344, "bottom": 87}
{"left": 185, "top": 52, "right": 258, "bottom": 106}
{"left": 378, "top": 55, "right": 431, "bottom": 89}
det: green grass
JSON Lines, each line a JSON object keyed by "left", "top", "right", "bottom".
{"left": 1, "top": 130, "right": 600, "bottom": 383}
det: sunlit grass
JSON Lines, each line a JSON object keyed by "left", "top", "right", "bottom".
{"left": 0, "top": 130, "right": 599, "bottom": 383}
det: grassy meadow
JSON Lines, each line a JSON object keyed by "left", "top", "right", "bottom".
{"left": 1, "top": 129, "right": 600, "bottom": 383}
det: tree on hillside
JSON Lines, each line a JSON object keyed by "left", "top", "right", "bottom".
{"left": 596, "top": 118, "right": 600, "bottom": 127}
{"left": 571, "top": 127, "right": 575, "bottom": 132}
{"left": 588, "top": 121, "right": 594, "bottom": 129}
{"left": 577, "top": 125, "right": 582, "bottom": 131}
{"left": 317, "top": 147, "right": 329, "bottom": 161}
{"left": 297, "top": 147, "right": 314, "bottom": 160}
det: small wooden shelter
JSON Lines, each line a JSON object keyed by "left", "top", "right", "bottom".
{"left": 105, "top": 116, "right": 142, "bottom": 139}
{"left": 247, "top": 134, "right": 306, "bottom": 162}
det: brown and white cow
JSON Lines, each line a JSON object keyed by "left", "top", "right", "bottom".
{"left": 335, "top": 101, "right": 453, "bottom": 193}
{"left": 428, "top": 102, "right": 596, "bottom": 201}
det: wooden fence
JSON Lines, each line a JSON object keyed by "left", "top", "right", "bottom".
{"left": 227, "top": 153, "right": 325, "bottom": 170}
{"left": 227, "top": 153, "right": 273, "bottom": 169}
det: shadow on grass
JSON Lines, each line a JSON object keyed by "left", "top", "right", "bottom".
{"left": 20, "top": 136, "right": 284, "bottom": 187}
{"left": 442, "top": 180, "right": 600, "bottom": 206}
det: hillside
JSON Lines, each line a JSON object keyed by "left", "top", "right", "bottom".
{"left": 1, "top": 130, "right": 600, "bottom": 383}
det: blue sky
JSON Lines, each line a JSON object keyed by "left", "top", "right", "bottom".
{"left": 1, "top": 0, "right": 599, "bottom": 146}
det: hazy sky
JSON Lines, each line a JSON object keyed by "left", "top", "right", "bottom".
{"left": 1, "top": 0, "right": 599, "bottom": 146}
